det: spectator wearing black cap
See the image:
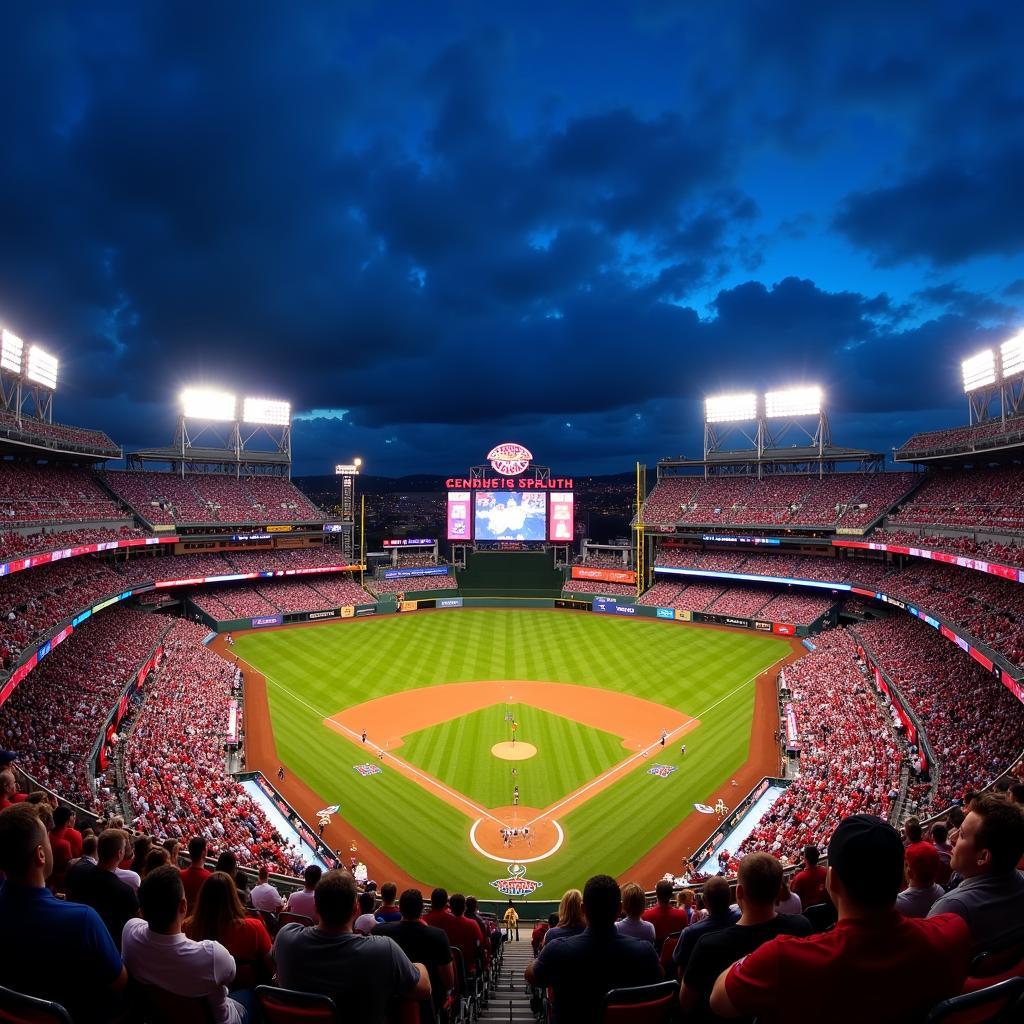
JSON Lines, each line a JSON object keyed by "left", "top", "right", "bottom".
{"left": 526, "top": 874, "right": 662, "bottom": 1024}
{"left": 928, "top": 793, "right": 1024, "bottom": 951}
{"left": 709, "top": 815, "right": 972, "bottom": 1023}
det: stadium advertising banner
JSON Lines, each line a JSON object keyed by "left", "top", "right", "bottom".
{"left": 447, "top": 492, "right": 471, "bottom": 541}
{"left": 592, "top": 597, "right": 636, "bottom": 616}
{"left": 549, "top": 492, "right": 574, "bottom": 542}
{"left": 474, "top": 491, "right": 546, "bottom": 541}
{"left": 571, "top": 566, "right": 636, "bottom": 585}
{"left": 250, "top": 615, "right": 283, "bottom": 628}
{"left": 654, "top": 566, "right": 851, "bottom": 592}
{"left": 382, "top": 566, "right": 451, "bottom": 580}
{"left": 382, "top": 538, "right": 435, "bottom": 547}
{"left": 437, "top": 597, "right": 463, "bottom": 608}
{"left": 0, "top": 535, "right": 177, "bottom": 579}
{"left": 835, "top": 538, "right": 1023, "bottom": 583}
{"left": 656, "top": 607, "right": 674, "bottom": 619}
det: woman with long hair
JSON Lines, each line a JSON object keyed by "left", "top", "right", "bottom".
{"left": 615, "top": 882, "right": 656, "bottom": 943}
{"left": 543, "top": 888, "right": 586, "bottom": 946}
{"left": 184, "top": 871, "right": 273, "bottom": 987}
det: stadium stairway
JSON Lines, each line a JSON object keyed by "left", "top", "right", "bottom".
{"left": 481, "top": 937, "right": 536, "bottom": 1023}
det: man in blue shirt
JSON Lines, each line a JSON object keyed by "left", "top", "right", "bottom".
{"left": 0, "top": 804, "right": 126, "bottom": 1022}
{"left": 526, "top": 875, "right": 662, "bottom": 1024}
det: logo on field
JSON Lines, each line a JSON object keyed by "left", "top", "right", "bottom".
{"left": 353, "top": 764, "right": 383, "bottom": 777}
{"left": 489, "top": 862, "right": 542, "bottom": 897}
{"left": 487, "top": 442, "right": 533, "bottom": 476}
{"left": 694, "top": 803, "right": 715, "bottom": 814}
{"left": 647, "top": 764, "right": 677, "bottom": 778}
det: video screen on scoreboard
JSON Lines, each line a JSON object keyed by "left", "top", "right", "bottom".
{"left": 549, "top": 492, "right": 574, "bottom": 542}
{"left": 447, "top": 492, "right": 472, "bottom": 541}
{"left": 474, "top": 491, "right": 547, "bottom": 541}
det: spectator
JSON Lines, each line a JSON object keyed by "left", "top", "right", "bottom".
{"left": 710, "top": 815, "right": 972, "bottom": 1022}
{"left": 503, "top": 899, "right": 520, "bottom": 940}
{"left": 216, "top": 850, "right": 248, "bottom": 902}
{"left": 465, "top": 895, "right": 499, "bottom": 958}
{"left": 616, "top": 882, "right": 657, "bottom": 943}
{"left": 0, "top": 768, "right": 25, "bottom": 809}
{"left": 114, "top": 830, "right": 142, "bottom": 891}
{"left": 928, "top": 794, "right": 1024, "bottom": 951}
{"left": 68, "top": 827, "right": 140, "bottom": 943}
{"left": 681, "top": 853, "right": 810, "bottom": 1018}
{"left": 526, "top": 874, "right": 662, "bottom": 1024}
{"left": 897, "top": 843, "right": 945, "bottom": 919}
{"left": 931, "top": 822, "right": 953, "bottom": 885}
{"left": 181, "top": 836, "right": 212, "bottom": 911}
{"left": 122, "top": 865, "right": 250, "bottom": 1023}
{"left": 65, "top": 833, "right": 99, "bottom": 894}
{"left": 184, "top": 872, "right": 274, "bottom": 984}
{"left": 375, "top": 881, "right": 402, "bottom": 923}
{"left": 373, "top": 887, "right": 455, "bottom": 1024}
{"left": 774, "top": 877, "right": 802, "bottom": 916}
{"left": 544, "top": 888, "right": 586, "bottom": 946}
{"left": 285, "top": 863, "right": 322, "bottom": 919}
{"left": 533, "top": 913, "right": 558, "bottom": 955}
{"left": 448, "top": 893, "right": 486, "bottom": 974}
{"left": 673, "top": 877, "right": 739, "bottom": 972}
{"left": 250, "top": 863, "right": 284, "bottom": 913}
{"left": 273, "top": 870, "right": 429, "bottom": 1023}
{"left": 51, "top": 806, "right": 82, "bottom": 858}
{"left": 142, "top": 847, "right": 171, "bottom": 877}
{"left": 423, "top": 887, "right": 451, "bottom": 930}
{"left": 790, "top": 845, "right": 827, "bottom": 907}
{"left": 0, "top": 804, "right": 127, "bottom": 1023}
{"left": 354, "top": 890, "right": 379, "bottom": 934}
{"left": 642, "top": 879, "right": 689, "bottom": 946}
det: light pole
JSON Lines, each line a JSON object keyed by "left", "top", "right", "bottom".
{"left": 334, "top": 458, "right": 362, "bottom": 563}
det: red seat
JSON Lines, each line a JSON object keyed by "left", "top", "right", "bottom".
{"left": 256, "top": 985, "right": 339, "bottom": 1023}
{"left": 135, "top": 983, "right": 216, "bottom": 1024}
{"left": 925, "top": 976, "right": 1024, "bottom": 1023}
{"left": 278, "top": 912, "right": 315, "bottom": 928}
{"left": 603, "top": 980, "right": 679, "bottom": 1023}
{"left": 0, "top": 984, "right": 73, "bottom": 1024}
{"left": 659, "top": 931, "right": 681, "bottom": 974}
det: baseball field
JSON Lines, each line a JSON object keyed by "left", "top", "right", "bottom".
{"left": 234, "top": 609, "right": 791, "bottom": 896}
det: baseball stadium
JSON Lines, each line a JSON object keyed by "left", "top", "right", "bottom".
{"left": 0, "top": 329, "right": 1023, "bottom": 1019}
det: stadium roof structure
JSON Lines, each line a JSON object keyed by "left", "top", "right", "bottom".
{"left": 659, "top": 443, "right": 886, "bottom": 475}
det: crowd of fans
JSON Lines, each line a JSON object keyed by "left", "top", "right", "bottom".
{"left": 637, "top": 578, "right": 833, "bottom": 624}
{"left": 0, "top": 409, "right": 120, "bottom": 455}
{"left": 640, "top": 473, "right": 916, "bottom": 530}
{"left": 652, "top": 547, "right": 890, "bottom": 585}
{"left": 123, "top": 619, "right": 307, "bottom": 876}
{"left": 875, "top": 528, "right": 1024, "bottom": 569}
{"left": 0, "top": 461, "right": 127, "bottom": 525}
{"left": 896, "top": 418, "right": 1024, "bottom": 457}
{"left": 101, "top": 471, "right": 328, "bottom": 525}
{"left": 0, "top": 608, "right": 169, "bottom": 807}
{"left": 561, "top": 578, "right": 635, "bottom": 596}
{"left": 888, "top": 465, "right": 1024, "bottom": 534}
{"left": 852, "top": 616, "right": 1024, "bottom": 811}
{"left": 736, "top": 629, "right": 901, "bottom": 861}
{"left": 0, "top": 524, "right": 148, "bottom": 564}
{"left": 367, "top": 572, "right": 459, "bottom": 595}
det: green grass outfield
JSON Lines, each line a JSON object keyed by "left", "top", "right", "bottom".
{"left": 400, "top": 704, "right": 626, "bottom": 809}
{"left": 234, "top": 609, "right": 787, "bottom": 895}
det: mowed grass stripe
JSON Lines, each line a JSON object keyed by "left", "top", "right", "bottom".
{"left": 238, "top": 611, "right": 786, "bottom": 893}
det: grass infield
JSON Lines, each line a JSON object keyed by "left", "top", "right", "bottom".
{"left": 234, "top": 609, "right": 787, "bottom": 894}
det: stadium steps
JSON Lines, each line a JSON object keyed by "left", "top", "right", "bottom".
{"left": 480, "top": 937, "right": 536, "bottom": 1023}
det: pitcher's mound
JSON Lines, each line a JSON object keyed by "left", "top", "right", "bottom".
{"left": 491, "top": 741, "right": 537, "bottom": 761}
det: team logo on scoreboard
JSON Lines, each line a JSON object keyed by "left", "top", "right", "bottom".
{"left": 489, "top": 862, "right": 543, "bottom": 897}
{"left": 487, "top": 442, "right": 533, "bottom": 476}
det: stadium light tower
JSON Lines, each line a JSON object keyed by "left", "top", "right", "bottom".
{"left": 703, "top": 392, "right": 759, "bottom": 468}
{"left": 0, "top": 327, "right": 58, "bottom": 424}
{"left": 761, "top": 385, "right": 831, "bottom": 472}
{"left": 335, "top": 459, "right": 362, "bottom": 562}
{"left": 961, "top": 347, "right": 1003, "bottom": 426}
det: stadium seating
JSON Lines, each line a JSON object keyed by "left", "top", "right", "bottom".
{"left": 896, "top": 419, "right": 1024, "bottom": 458}
{"left": 0, "top": 461, "right": 127, "bottom": 525}
{"left": 640, "top": 473, "right": 916, "bottom": 530}
{"left": 875, "top": 529, "right": 1024, "bottom": 569}
{"left": 561, "top": 579, "right": 635, "bottom": 596}
{"left": 367, "top": 573, "right": 459, "bottom": 595}
{"left": 888, "top": 466, "right": 1024, "bottom": 534}
{"left": 735, "top": 629, "right": 900, "bottom": 864}
{"left": 123, "top": 619, "right": 308, "bottom": 875}
{"left": 0, "top": 607, "right": 169, "bottom": 808}
{"left": 0, "top": 409, "right": 120, "bottom": 455}
{"left": 0, "top": 524, "right": 147, "bottom": 563}
{"left": 101, "top": 471, "right": 328, "bottom": 525}
{"left": 852, "top": 616, "right": 1024, "bottom": 811}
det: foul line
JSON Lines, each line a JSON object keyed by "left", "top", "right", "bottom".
{"left": 260, "top": 668, "right": 507, "bottom": 828}
{"left": 522, "top": 651, "right": 790, "bottom": 829}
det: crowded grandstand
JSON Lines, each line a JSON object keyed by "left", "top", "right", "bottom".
{"left": 0, "top": 343, "right": 1022, "bottom": 1023}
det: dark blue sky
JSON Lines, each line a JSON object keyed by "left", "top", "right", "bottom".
{"left": 0, "top": 1, "right": 1022, "bottom": 475}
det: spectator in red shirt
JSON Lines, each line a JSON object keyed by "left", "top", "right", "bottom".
{"left": 710, "top": 815, "right": 972, "bottom": 1023}
{"left": 642, "top": 879, "right": 690, "bottom": 947}
{"left": 185, "top": 871, "right": 274, "bottom": 985}
{"left": 446, "top": 893, "right": 486, "bottom": 980}
{"left": 180, "top": 836, "right": 212, "bottom": 911}
{"left": 0, "top": 768, "right": 26, "bottom": 810}
{"left": 789, "top": 845, "right": 827, "bottom": 907}
{"left": 423, "top": 887, "right": 451, "bottom": 931}
{"left": 51, "top": 806, "right": 83, "bottom": 859}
